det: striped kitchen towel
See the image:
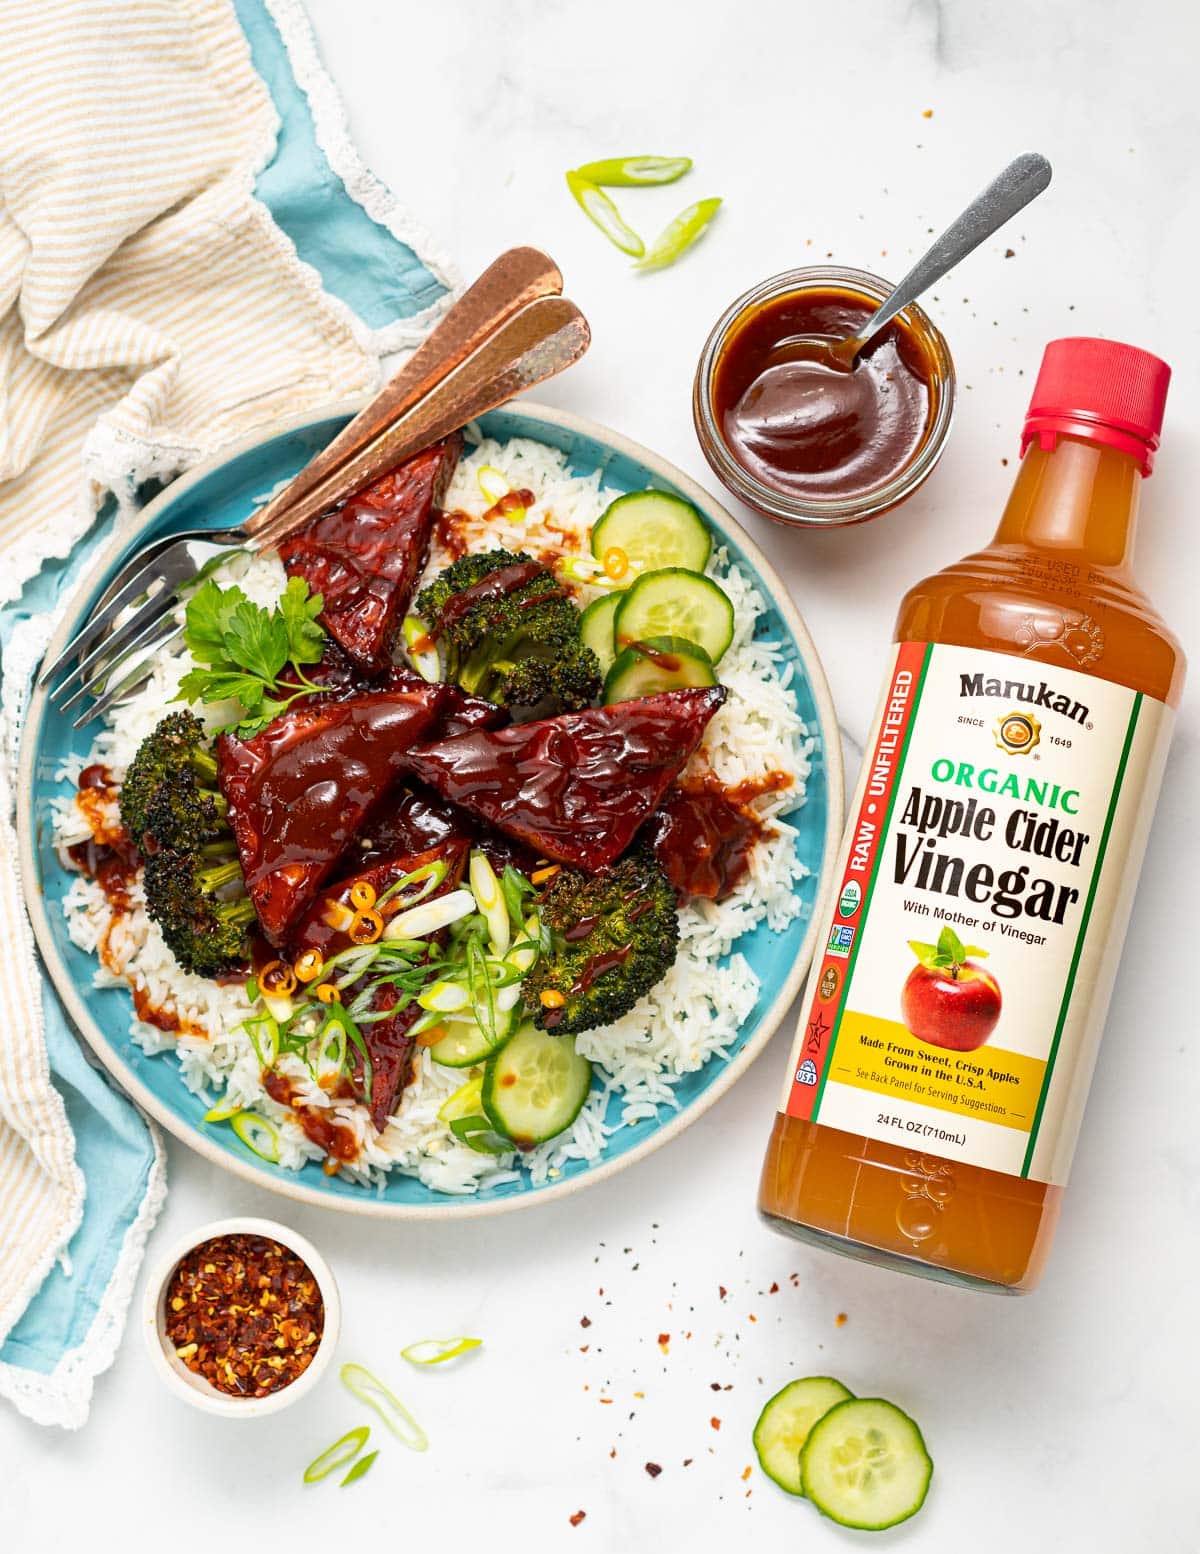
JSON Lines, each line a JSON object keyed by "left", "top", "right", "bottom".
{"left": 0, "top": 0, "right": 456, "bottom": 1427}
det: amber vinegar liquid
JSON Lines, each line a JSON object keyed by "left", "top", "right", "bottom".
{"left": 759, "top": 423, "right": 1185, "bottom": 1292}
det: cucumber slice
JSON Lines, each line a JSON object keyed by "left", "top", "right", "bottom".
{"left": 580, "top": 594, "right": 622, "bottom": 676}
{"left": 615, "top": 568, "right": 734, "bottom": 664}
{"left": 753, "top": 1376, "right": 854, "bottom": 1496}
{"left": 800, "top": 1398, "right": 933, "bottom": 1531}
{"left": 482, "top": 1022, "right": 593, "bottom": 1146}
{"left": 591, "top": 490, "right": 712, "bottom": 574}
{"left": 427, "top": 1005, "right": 518, "bottom": 1069}
{"left": 603, "top": 635, "right": 715, "bottom": 704}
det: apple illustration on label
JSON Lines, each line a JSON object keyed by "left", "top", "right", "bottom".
{"left": 901, "top": 926, "right": 1001, "bottom": 1052}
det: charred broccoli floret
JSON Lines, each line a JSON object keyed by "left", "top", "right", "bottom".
{"left": 524, "top": 847, "right": 678, "bottom": 1036}
{"left": 416, "top": 549, "right": 600, "bottom": 713}
{"left": 119, "top": 710, "right": 222, "bottom": 846}
{"left": 142, "top": 850, "right": 256, "bottom": 978}
{"left": 122, "top": 712, "right": 254, "bottom": 976}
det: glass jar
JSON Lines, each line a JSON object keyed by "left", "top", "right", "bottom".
{"left": 692, "top": 265, "right": 956, "bottom": 527}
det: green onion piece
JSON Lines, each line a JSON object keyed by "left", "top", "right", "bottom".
{"left": 419, "top": 979, "right": 472, "bottom": 1015}
{"left": 565, "top": 171, "right": 644, "bottom": 257}
{"left": 340, "top": 1363, "right": 429, "bottom": 1452}
{"left": 401, "top": 616, "right": 440, "bottom": 683}
{"left": 376, "top": 858, "right": 449, "bottom": 913}
{"left": 477, "top": 464, "right": 509, "bottom": 504}
{"left": 322, "top": 1004, "right": 373, "bottom": 1105}
{"left": 438, "top": 1074, "right": 485, "bottom": 1125}
{"left": 469, "top": 850, "right": 510, "bottom": 956}
{"left": 574, "top": 155, "right": 692, "bottom": 187}
{"left": 242, "top": 1010, "right": 279, "bottom": 1067}
{"left": 635, "top": 197, "right": 723, "bottom": 271}
{"left": 203, "top": 1094, "right": 242, "bottom": 1124}
{"left": 401, "top": 1337, "right": 483, "bottom": 1366}
{"left": 555, "top": 553, "right": 626, "bottom": 591}
{"left": 231, "top": 1111, "right": 281, "bottom": 1163}
{"left": 340, "top": 1449, "right": 379, "bottom": 1487}
{"left": 244, "top": 975, "right": 260, "bottom": 1004}
{"left": 449, "top": 1115, "right": 513, "bottom": 1156}
{"left": 302, "top": 1426, "right": 370, "bottom": 1485}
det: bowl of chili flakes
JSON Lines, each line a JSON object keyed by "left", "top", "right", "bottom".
{"left": 143, "top": 1217, "right": 340, "bottom": 1417}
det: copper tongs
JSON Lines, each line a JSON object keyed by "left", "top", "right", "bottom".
{"left": 42, "top": 249, "right": 590, "bottom": 725}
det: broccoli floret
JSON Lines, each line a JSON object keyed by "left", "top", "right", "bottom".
{"left": 416, "top": 549, "right": 600, "bottom": 712}
{"left": 122, "top": 713, "right": 255, "bottom": 976}
{"left": 119, "top": 710, "right": 221, "bottom": 846}
{"left": 523, "top": 847, "right": 678, "bottom": 1036}
{"left": 142, "top": 849, "right": 256, "bottom": 977}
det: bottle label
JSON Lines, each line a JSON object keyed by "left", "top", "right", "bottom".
{"left": 782, "top": 641, "right": 1172, "bottom": 1185}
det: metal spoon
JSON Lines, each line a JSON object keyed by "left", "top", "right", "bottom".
{"left": 767, "top": 152, "right": 1053, "bottom": 372}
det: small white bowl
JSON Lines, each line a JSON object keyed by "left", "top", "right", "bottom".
{"left": 143, "top": 1216, "right": 340, "bottom": 1418}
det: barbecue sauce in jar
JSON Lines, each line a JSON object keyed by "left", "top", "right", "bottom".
{"left": 694, "top": 267, "right": 955, "bottom": 526}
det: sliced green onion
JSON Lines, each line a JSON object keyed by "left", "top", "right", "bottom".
{"left": 401, "top": 1336, "right": 483, "bottom": 1366}
{"left": 340, "top": 1450, "right": 379, "bottom": 1487}
{"left": 242, "top": 1010, "right": 279, "bottom": 1067}
{"left": 574, "top": 155, "right": 692, "bottom": 187}
{"left": 315, "top": 1017, "right": 348, "bottom": 1085}
{"left": 477, "top": 464, "right": 509, "bottom": 504}
{"left": 340, "top": 1363, "right": 428, "bottom": 1452}
{"left": 244, "top": 975, "right": 260, "bottom": 1004}
{"left": 449, "top": 1115, "right": 513, "bottom": 1156}
{"left": 260, "top": 989, "right": 294, "bottom": 1024}
{"left": 438, "top": 1073, "right": 485, "bottom": 1124}
{"left": 402, "top": 616, "right": 440, "bottom": 683}
{"left": 321, "top": 1004, "right": 372, "bottom": 1104}
{"left": 469, "top": 850, "right": 510, "bottom": 956}
{"left": 376, "top": 858, "right": 449, "bottom": 913}
{"left": 303, "top": 1426, "right": 370, "bottom": 1485}
{"left": 500, "top": 866, "right": 536, "bottom": 929}
{"left": 231, "top": 1111, "right": 281, "bottom": 1163}
{"left": 565, "top": 171, "right": 644, "bottom": 257}
{"left": 384, "top": 888, "right": 476, "bottom": 943}
{"left": 203, "top": 1093, "right": 242, "bottom": 1124}
{"left": 635, "top": 197, "right": 723, "bottom": 271}
{"left": 417, "top": 978, "right": 471, "bottom": 1015}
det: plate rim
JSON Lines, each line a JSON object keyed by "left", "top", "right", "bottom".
{"left": 18, "top": 397, "right": 844, "bottom": 1220}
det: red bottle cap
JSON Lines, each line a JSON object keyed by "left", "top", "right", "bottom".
{"left": 1020, "top": 337, "right": 1171, "bottom": 476}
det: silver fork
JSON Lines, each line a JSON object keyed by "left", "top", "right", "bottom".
{"left": 41, "top": 247, "right": 581, "bottom": 725}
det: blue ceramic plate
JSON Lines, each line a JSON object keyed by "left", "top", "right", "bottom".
{"left": 20, "top": 402, "right": 843, "bottom": 1219}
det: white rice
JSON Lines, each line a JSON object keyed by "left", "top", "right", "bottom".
{"left": 56, "top": 435, "right": 814, "bottom": 1195}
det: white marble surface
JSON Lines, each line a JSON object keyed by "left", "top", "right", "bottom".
{"left": 5, "top": 1, "right": 1199, "bottom": 1548}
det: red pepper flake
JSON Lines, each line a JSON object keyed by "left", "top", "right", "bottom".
{"left": 569, "top": 1510, "right": 586, "bottom": 1527}
{"left": 580, "top": 1315, "right": 592, "bottom": 1328}
{"left": 835, "top": 1311, "right": 848, "bottom": 1327}
{"left": 580, "top": 1345, "right": 590, "bottom": 1353}
{"left": 718, "top": 1286, "right": 727, "bottom": 1300}
{"left": 769, "top": 1281, "right": 779, "bottom": 1294}
{"left": 657, "top": 1331, "right": 670, "bottom": 1352}
{"left": 741, "top": 1465, "right": 753, "bottom": 1481}
{"left": 610, "top": 1448, "right": 617, "bottom": 1459}
{"left": 683, "top": 1458, "right": 694, "bottom": 1468}
{"left": 922, "top": 107, "right": 934, "bottom": 118}
{"left": 1004, "top": 248, "right": 1016, "bottom": 258}
{"left": 645, "top": 1462, "right": 663, "bottom": 1478}
{"left": 710, "top": 1416, "right": 722, "bottom": 1431}
{"left": 599, "top": 1397, "right": 614, "bottom": 1405}
{"left": 163, "top": 1233, "right": 323, "bottom": 1399}
{"left": 748, "top": 1313, "right": 758, "bottom": 1323}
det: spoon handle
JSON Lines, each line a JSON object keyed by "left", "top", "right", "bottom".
{"left": 857, "top": 152, "right": 1052, "bottom": 350}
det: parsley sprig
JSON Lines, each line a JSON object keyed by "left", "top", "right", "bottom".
{"left": 176, "top": 575, "right": 327, "bottom": 735}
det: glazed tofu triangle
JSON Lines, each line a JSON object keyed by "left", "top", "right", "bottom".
{"left": 216, "top": 685, "right": 447, "bottom": 945}
{"left": 279, "top": 434, "right": 461, "bottom": 671}
{"left": 399, "top": 686, "right": 728, "bottom": 872}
